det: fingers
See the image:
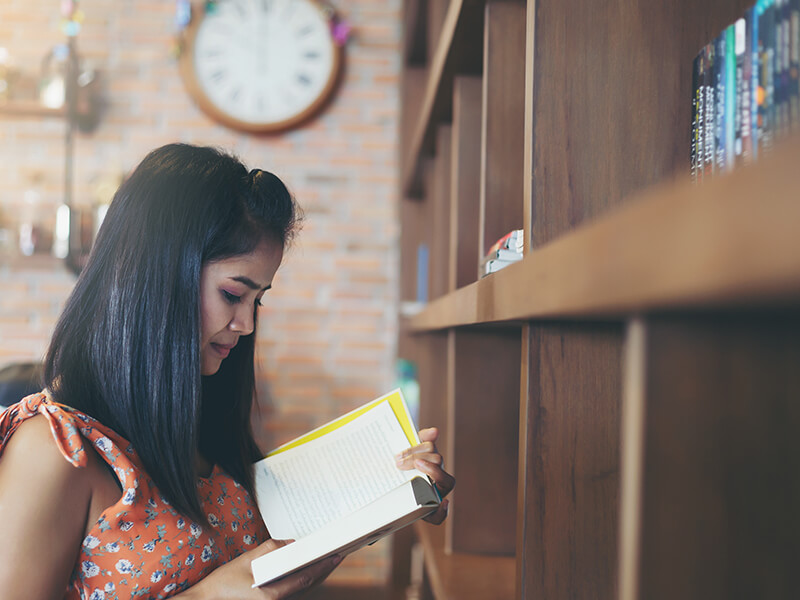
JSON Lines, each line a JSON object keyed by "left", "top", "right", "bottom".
{"left": 423, "top": 498, "right": 449, "bottom": 525}
{"left": 413, "top": 458, "right": 456, "bottom": 498}
{"left": 417, "top": 427, "right": 439, "bottom": 443}
{"left": 395, "top": 441, "right": 442, "bottom": 470}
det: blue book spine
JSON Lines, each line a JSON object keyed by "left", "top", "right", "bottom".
{"left": 791, "top": 0, "right": 800, "bottom": 131}
{"left": 752, "top": 2, "right": 761, "bottom": 159}
{"left": 416, "top": 243, "right": 429, "bottom": 304}
{"left": 715, "top": 32, "right": 728, "bottom": 173}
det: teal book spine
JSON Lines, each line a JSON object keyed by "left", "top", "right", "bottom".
{"left": 725, "top": 24, "right": 737, "bottom": 172}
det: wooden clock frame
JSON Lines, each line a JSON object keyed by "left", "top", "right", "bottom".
{"left": 178, "top": 1, "right": 344, "bottom": 135}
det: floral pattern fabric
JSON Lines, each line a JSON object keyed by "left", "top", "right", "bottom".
{"left": 0, "top": 393, "right": 268, "bottom": 600}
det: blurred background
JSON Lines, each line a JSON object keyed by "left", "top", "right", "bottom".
{"left": 0, "top": 0, "right": 402, "bottom": 588}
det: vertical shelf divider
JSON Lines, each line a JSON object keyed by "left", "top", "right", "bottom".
{"left": 478, "top": 0, "right": 526, "bottom": 257}
{"left": 430, "top": 126, "right": 453, "bottom": 300}
{"left": 449, "top": 76, "right": 483, "bottom": 291}
{"left": 446, "top": 327, "right": 521, "bottom": 555}
{"left": 522, "top": 323, "right": 624, "bottom": 599}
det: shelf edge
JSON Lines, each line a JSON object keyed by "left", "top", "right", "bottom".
{"left": 408, "top": 138, "right": 800, "bottom": 330}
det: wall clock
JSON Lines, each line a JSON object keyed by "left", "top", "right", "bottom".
{"left": 179, "top": 0, "right": 343, "bottom": 134}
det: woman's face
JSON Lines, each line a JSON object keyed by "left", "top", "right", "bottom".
{"left": 198, "top": 239, "right": 283, "bottom": 376}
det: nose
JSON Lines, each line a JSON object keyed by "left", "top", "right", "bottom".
{"left": 229, "top": 304, "right": 255, "bottom": 335}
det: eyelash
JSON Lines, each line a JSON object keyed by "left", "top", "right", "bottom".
{"left": 222, "top": 290, "right": 263, "bottom": 307}
{"left": 222, "top": 290, "right": 241, "bottom": 304}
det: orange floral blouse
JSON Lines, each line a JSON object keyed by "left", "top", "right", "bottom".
{"left": 0, "top": 393, "right": 268, "bottom": 600}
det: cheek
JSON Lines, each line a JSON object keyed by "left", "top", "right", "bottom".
{"left": 199, "top": 297, "right": 227, "bottom": 342}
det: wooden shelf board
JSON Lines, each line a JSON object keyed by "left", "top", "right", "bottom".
{"left": 415, "top": 521, "right": 515, "bottom": 600}
{"left": 0, "top": 101, "right": 66, "bottom": 118}
{"left": 408, "top": 138, "right": 800, "bottom": 330}
{"left": 401, "top": 0, "right": 484, "bottom": 198}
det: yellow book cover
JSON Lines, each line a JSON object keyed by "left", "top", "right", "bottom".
{"left": 250, "top": 388, "right": 439, "bottom": 587}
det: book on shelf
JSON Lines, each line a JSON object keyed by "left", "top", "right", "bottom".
{"left": 480, "top": 229, "right": 524, "bottom": 278}
{"left": 791, "top": 0, "right": 799, "bottom": 130}
{"left": 691, "top": 0, "right": 799, "bottom": 182}
{"left": 704, "top": 40, "right": 716, "bottom": 178}
{"left": 713, "top": 29, "right": 728, "bottom": 172}
{"left": 484, "top": 248, "right": 524, "bottom": 262}
{"left": 250, "top": 389, "right": 440, "bottom": 587}
{"left": 734, "top": 16, "right": 747, "bottom": 166}
{"left": 692, "top": 51, "right": 703, "bottom": 181}
{"left": 486, "top": 228, "right": 523, "bottom": 255}
{"left": 725, "top": 23, "right": 736, "bottom": 171}
{"left": 483, "top": 257, "right": 521, "bottom": 276}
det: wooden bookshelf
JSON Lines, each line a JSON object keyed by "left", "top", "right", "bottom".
{"left": 415, "top": 522, "right": 516, "bottom": 600}
{"left": 402, "top": 0, "right": 484, "bottom": 197}
{"left": 395, "top": 0, "right": 800, "bottom": 599}
{"left": 408, "top": 136, "right": 800, "bottom": 331}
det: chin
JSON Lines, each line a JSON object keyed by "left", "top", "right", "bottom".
{"left": 201, "top": 361, "right": 222, "bottom": 376}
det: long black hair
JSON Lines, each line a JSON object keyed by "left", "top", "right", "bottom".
{"left": 44, "top": 143, "right": 300, "bottom": 522}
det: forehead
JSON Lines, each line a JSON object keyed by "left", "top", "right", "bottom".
{"left": 205, "top": 239, "right": 283, "bottom": 281}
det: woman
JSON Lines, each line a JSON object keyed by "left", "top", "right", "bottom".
{"left": 0, "top": 144, "right": 454, "bottom": 599}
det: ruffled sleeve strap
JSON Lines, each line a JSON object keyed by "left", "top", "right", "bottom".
{"left": 0, "top": 392, "right": 92, "bottom": 468}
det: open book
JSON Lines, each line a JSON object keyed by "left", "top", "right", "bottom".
{"left": 250, "top": 389, "right": 440, "bottom": 587}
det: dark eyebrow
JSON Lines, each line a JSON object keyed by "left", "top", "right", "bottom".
{"left": 231, "top": 276, "right": 271, "bottom": 292}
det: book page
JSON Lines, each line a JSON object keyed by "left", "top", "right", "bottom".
{"left": 254, "top": 400, "right": 424, "bottom": 540}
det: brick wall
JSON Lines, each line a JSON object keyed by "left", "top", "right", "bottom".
{"left": 0, "top": 0, "right": 401, "bottom": 585}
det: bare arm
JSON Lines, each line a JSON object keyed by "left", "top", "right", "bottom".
{"left": 0, "top": 416, "right": 340, "bottom": 600}
{"left": 174, "top": 542, "right": 341, "bottom": 600}
{"left": 0, "top": 416, "right": 93, "bottom": 600}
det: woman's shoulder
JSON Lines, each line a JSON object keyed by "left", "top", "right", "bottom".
{"left": 0, "top": 403, "right": 100, "bottom": 600}
{"left": 1, "top": 392, "right": 131, "bottom": 469}
{"left": 0, "top": 410, "right": 97, "bottom": 528}
{"left": 0, "top": 412, "right": 84, "bottom": 482}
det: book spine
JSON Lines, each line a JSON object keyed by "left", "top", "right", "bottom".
{"left": 763, "top": 0, "right": 777, "bottom": 154}
{"left": 725, "top": 24, "right": 737, "bottom": 172}
{"left": 416, "top": 243, "right": 428, "bottom": 303}
{"left": 742, "top": 9, "right": 756, "bottom": 164}
{"left": 734, "top": 18, "right": 746, "bottom": 167}
{"left": 704, "top": 42, "right": 716, "bottom": 178}
{"left": 715, "top": 32, "right": 728, "bottom": 174}
{"left": 775, "top": 0, "right": 787, "bottom": 138}
{"left": 698, "top": 46, "right": 707, "bottom": 183}
{"left": 752, "top": 3, "right": 761, "bottom": 159}
{"left": 782, "top": 0, "right": 795, "bottom": 133}
{"left": 791, "top": 0, "right": 800, "bottom": 131}
{"left": 692, "top": 51, "right": 699, "bottom": 181}
{"left": 782, "top": 0, "right": 793, "bottom": 136}
{"left": 756, "top": 0, "right": 768, "bottom": 155}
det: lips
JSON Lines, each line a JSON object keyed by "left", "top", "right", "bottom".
{"left": 210, "top": 342, "right": 236, "bottom": 359}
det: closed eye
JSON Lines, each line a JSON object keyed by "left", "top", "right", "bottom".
{"left": 222, "top": 290, "right": 241, "bottom": 304}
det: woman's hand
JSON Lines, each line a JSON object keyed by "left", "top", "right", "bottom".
{"left": 178, "top": 539, "right": 341, "bottom": 600}
{"left": 395, "top": 427, "right": 456, "bottom": 525}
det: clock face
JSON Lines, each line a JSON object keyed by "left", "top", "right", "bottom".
{"left": 182, "top": 0, "right": 341, "bottom": 133}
